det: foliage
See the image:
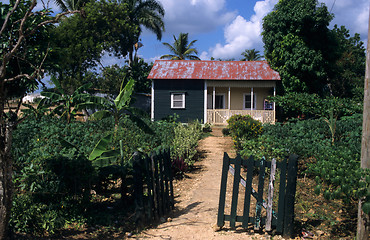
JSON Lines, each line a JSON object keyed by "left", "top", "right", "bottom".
{"left": 21, "top": 100, "right": 50, "bottom": 120}
{"left": 47, "top": 0, "right": 138, "bottom": 92}
{"left": 41, "top": 78, "right": 97, "bottom": 123}
{"left": 240, "top": 49, "right": 262, "bottom": 61}
{"left": 262, "top": 0, "right": 365, "bottom": 97}
{"left": 160, "top": 33, "right": 201, "bottom": 60}
{"left": 202, "top": 123, "right": 212, "bottom": 133}
{"left": 222, "top": 128, "right": 230, "bottom": 136}
{"left": 125, "top": 0, "right": 165, "bottom": 64}
{"left": 89, "top": 78, "right": 149, "bottom": 133}
{"left": 0, "top": 1, "right": 80, "bottom": 238}
{"left": 170, "top": 121, "right": 202, "bottom": 167}
{"left": 270, "top": 92, "right": 362, "bottom": 119}
{"left": 53, "top": 0, "right": 90, "bottom": 11}
{"left": 10, "top": 111, "right": 203, "bottom": 235}
{"left": 227, "top": 114, "right": 263, "bottom": 149}
{"left": 262, "top": 0, "right": 335, "bottom": 94}
{"left": 238, "top": 114, "right": 370, "bottom": 213}
{"left": 329, "top": 25, "right": 365, "bottom": 99}
{"left": 0, "top": 0, "right": 55, "bottom": 98}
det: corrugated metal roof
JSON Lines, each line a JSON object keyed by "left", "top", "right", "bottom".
{"left": 148, "top": 60, "right": 280, "bottom": 80}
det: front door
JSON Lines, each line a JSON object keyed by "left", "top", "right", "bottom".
{"left": 207, "top": 94, "right": 225, "bottom": 109}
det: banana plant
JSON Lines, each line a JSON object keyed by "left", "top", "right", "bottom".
{"left": 21, "top": 99, "right": 51, "bottom": 120}
{"left": 41, "top": 78, "right": 97, "bottom": 123}
{"left": 89, "top": 78, "right": 151, "bottom": 134}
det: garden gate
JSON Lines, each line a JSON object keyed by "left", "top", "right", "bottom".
{"left": 133, "top": 148, "right": 174, "bottom": 228}
{"left": 217, "top": 153, "right": 298, "bottom": 238}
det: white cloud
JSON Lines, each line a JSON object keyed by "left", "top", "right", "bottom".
{"left": 209, "top": 0, "right": 278, "bottom": 59}
{"left": 158, "top": 0, "right": 236, "bottom": 35}
{"left": 319, "top": 0, "right": 369, "bottom": 39}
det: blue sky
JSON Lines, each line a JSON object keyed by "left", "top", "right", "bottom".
{"left": 127, "top": 0, "right": 369, "bottom": 64}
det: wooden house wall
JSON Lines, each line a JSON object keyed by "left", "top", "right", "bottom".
{"left": 154, "top": 79, "right": 205, "bottom": 122}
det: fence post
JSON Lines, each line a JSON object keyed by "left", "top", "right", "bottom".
{"left": 266, "top": 158, "right": 277, "bottom": 231}
{"left": 230, "top": 155, "right": 242, "bottom": 228}
{"left": 242, "top": 156, "right": 254, "bottom": 228}
{"left": 133, "top": 152, "right": 145, "bottom": 228}
{"left": 255, "top": 157, "right": 266, "bottom": 230}
{"left": 283, "top": 154, "right": 299, "bottom": 238}
{"left": 217, "top": 153, "right": 230, "bottom": 228}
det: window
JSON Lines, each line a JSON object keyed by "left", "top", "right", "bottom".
{"left": 171, "top": 93, "right": 185, "bottom": 109}
{"left": 243, "top": 93, "right": 256, "bottom": 110}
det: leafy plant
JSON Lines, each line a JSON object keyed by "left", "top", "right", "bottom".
{"left": 227, "top": 114, "right": 263, "bottom": 149}
{"left": 41, "top": 78, "right": 97, "bottom": 123}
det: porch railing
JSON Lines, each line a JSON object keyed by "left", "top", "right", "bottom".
{"left": 207, "top": 109, "right": 275, "bottom": 124}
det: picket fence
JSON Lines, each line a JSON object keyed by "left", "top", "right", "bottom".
{"left": 132, "top": 148, "right": 174, "bottom": 227}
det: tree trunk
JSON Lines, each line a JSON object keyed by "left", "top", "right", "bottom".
{"left": 0, "top": 120, "right": 15, "bottom": 240}
{"left": 357, "top": 7, "right": 370, "bottom": 239}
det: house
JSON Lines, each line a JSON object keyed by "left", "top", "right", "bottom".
{"left": 148, "top": 60, "right": 280, "bottom": 124}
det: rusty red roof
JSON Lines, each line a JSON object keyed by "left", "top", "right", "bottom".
{"left": 148, "top": 60, "right": 280, "bottom": 80}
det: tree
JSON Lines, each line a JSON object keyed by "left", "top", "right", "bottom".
{"left": 262, "top": 0, "right": 337, "bottom": 95}
{"left": 329, "top": 25, "right": 365, "bottom": 99}
{"left": 53, "top": 0, "right": 89, "bottom": 11}
{"left": 160, "top": 33, "right": 201, "bottom": 60}
{"left": 241, "top": 49, "right": 262, "bottom": 61}
{"left": 125, "top": 0, "right": 165, "bottom": 64}
{"left": 47, "top": 0, "right": 138, "bottom": 93}
{"left": 0, "top": 1, "right": 79, "bottom": 238}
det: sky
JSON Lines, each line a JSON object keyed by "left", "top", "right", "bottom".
{"left": 130, "top": 0, "right": 370, "bottom": 64}
{"left": 3, "top": 0, "right": 370, "bottom": 65}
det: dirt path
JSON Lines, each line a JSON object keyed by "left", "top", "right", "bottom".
{"left": 136, "top": 128, "right": 272, "bottom": 240}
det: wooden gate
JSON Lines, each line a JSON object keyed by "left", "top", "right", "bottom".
{"left": 217, "top": 153, "right": 298, "bottom": 237}
{"left": 133, "top": 148, "right": 174, "bottom": 228}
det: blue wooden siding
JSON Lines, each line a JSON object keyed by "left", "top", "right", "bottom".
{"left": 154, "top": 79, "right": 204, "bottom": 122}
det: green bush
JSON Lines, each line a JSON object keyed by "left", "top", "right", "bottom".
{"left": 222, "top": 128, "right": 230, "bottom": 136}
{"left": 171, "top": 121, "right": 202, "bottom": 167}
{"left": 227, "top": 114, "right": 263, "bottom": 149}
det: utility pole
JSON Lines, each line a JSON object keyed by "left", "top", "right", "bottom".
{"left": 357, "top": 6, "right": 370, "bottom": 240}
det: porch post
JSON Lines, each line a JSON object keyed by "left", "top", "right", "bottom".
{"left": 273, "top": 86, "right": 276, "bottom": 122}
{"left": 228, "top": 86, "right": 231, "bottom": 119}
{"left": 204, "top": 81, "right": 207, "bottom": 123}
{"left": 213, "top": 86, "right": 216, "bottom": 123}
{"left": 251, "top": 87, "right": 254, "bottom": 118}
{"left": 151, "top": 80, "right": 154, "bottom": 121}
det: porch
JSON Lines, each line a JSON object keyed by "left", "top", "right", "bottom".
{"left": 207, "top": 109, "right": 275, "bottom": 125}
{"left": 205, "top": 80, "right": 276, "bottom": 125}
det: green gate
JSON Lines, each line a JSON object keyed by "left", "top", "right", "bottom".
{"left": 217, "top": 153, "right": 298, "bottom": 237}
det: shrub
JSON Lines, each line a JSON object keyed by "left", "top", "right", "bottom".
{"left": 171, "top": 121, "right": 202, "bottom": 167}
{"left": 227, "top": 114, "right": 263, "bottom": 149}
{"left": 202, "top": 123, "right": 212, "bottom": 133}
{"left": 222, "top": 128, "right": 230, "bottom": 136}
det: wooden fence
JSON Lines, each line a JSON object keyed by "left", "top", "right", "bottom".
{"left": 133, "top": 148, "right": 174, "bottom": 227}
{"left": 217, "top": 153, "right": 298, "bottom": 238}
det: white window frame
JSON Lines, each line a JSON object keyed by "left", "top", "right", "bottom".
{"left": 171, "top": 92, "right": 185, "bottom": 109}
{"left": 243, "top": 93, "right": 257, "bottom": 110}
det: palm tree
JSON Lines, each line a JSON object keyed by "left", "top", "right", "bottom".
{"left": 126, "top": 0, "right": 165, "bottom": 64}
{"left": 53, "top": 0, "right": 90, "bottom": 11}
{"left": 160, "top": 33, "right": 201, "bottom": 60}
{"left": 241, "top": 49, "right": 263, "bottom": 61}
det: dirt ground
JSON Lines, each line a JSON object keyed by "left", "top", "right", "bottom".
{"left": 135, "top": 127, "right": 285, "bottom": 240}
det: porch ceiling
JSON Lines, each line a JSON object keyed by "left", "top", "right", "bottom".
{"left": 207, "top": 80, "right": 276, "bottom": 88}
